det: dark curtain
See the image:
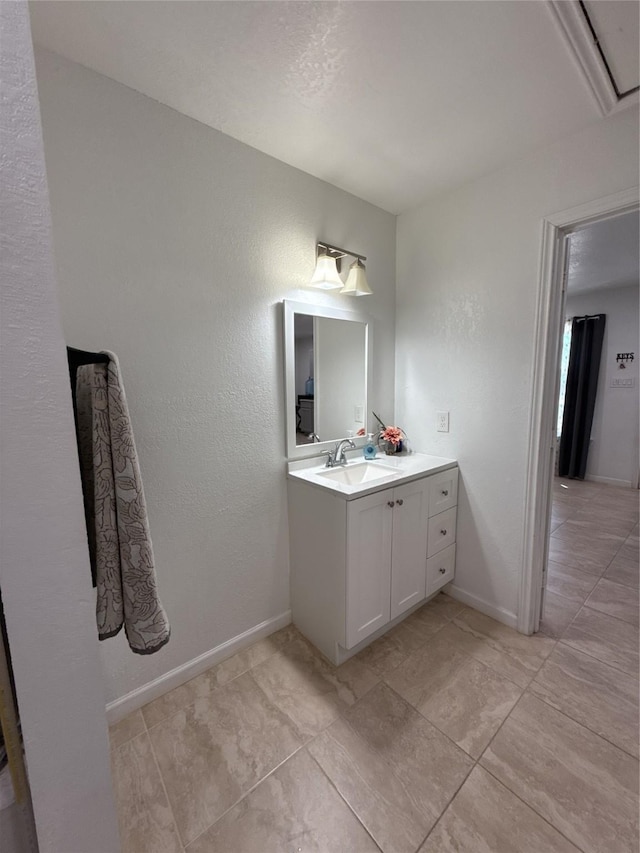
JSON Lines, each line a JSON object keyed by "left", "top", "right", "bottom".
{"left": 558, "top": 314, "right": 606, "bottom": 479}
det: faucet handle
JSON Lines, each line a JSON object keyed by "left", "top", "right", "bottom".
{"left": 322, "top": 450, "right": 335, "bottom": 468}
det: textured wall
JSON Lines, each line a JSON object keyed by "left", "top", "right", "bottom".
{"left": 0, "top": 6, "right": 119, "bottom": 851}
{"left": 396, "top": 107, "right": 639, "bottom": 623}
{"left": 565, "top": 283, "right": 639, "bottom": 486}
{"left": 34, "top": 47, "right": 396, "bottom": 703}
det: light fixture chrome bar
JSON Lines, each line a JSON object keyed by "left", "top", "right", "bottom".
{"left": 317, "top": 241, "right": 367, "bottom": 263}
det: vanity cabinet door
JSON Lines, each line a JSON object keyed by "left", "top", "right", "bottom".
{"left": 345, "top": 491, "right": 393, "bottom": 649}
{"left": 390, "top": 479, "right": 429, "bottom": 620}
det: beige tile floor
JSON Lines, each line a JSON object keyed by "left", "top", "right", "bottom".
{"left": 109, "top": 480, "right": 639, "bottom": 852}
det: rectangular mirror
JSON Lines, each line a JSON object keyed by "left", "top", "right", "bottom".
{"left": 283, "top": 300, "right": 372, "bottom": 459}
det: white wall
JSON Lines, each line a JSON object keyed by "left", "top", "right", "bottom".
{"left": 34, "top": 47, "right": 396, "bottom": 704}
{"left": 0, "top": 6, "right": 119, "bottom": 851}
{"left": 565, "top": 284, "right": 639, "bottom": 486}
{"left": 396, "top": 107, "right": 639, "bottom": 624}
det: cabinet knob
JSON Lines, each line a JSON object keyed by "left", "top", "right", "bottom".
{"left": 387, "top": 501, "right": 395, "bottom": 508}
{"left": 439, "top": 567, "right": 446, "bottom": 574}
{"left": 441, "top": 489, "right": 449, "bottom": 496}
{"left": 396, "top": 499, "right": 404, "bottom": 506}
{"left": 440, "top": 529, "right": 447, "bottom": 536}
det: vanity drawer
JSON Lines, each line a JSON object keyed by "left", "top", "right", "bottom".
{"left": 426, "top": 543, "right": 456, "bottom": 595}
{"left": 427, "top": 506, "right": 457, "bottom": 557}
{"left": 428, "top": 468, "right": 458, "bottom": 517}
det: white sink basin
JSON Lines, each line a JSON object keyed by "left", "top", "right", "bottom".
{"left": 318, "top": 461, "right": 400, "bottom": 486}
{"left": 288, "top": 452, "right": 457, "bottom": 499}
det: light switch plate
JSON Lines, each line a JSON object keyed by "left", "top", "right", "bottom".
{"left": 436, "top": 411, "right": 450, "bottom": 432}
{"left": 354, "top": 405, "right": 364, "bottom": 423}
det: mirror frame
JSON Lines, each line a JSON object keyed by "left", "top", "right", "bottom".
{"left": 283, "top": 299, "right": 373, "bottom": 460}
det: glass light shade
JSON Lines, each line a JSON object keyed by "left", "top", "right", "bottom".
{"left": 309, "top": 253, "right": 343, "bottom": 290}
{"left": 340, "top": 259, "right": 372, "bottom": 296}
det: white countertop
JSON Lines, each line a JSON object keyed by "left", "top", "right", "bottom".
{"left": 287, "top": 451, "right": 457, "bottom": 500}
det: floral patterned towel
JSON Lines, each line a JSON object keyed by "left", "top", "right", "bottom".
{"left": 76, "top": 352, "right": 170, "bottom": 655}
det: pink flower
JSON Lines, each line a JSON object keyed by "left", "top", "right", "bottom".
{"left": 381, "top": 426, "right": 403, "bottom": 446}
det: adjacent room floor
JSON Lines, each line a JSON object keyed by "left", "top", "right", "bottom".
{"left": 109, "top": 484, "right": 639, "bottom": 853}
{"left": 543, "top": 477, "right": 639, "bottom": 638}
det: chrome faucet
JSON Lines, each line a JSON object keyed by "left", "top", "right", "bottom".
{"left": 324, "top": 438, "right": 356, "bottom": 467}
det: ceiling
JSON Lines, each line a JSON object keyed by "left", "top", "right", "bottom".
{"left": 28, "top": 1, "right": 639, "bottom": 214}
{"left": 567, "top": 209, "right": 639, "bottom": 294}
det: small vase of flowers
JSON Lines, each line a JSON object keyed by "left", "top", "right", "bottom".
{"left": 372, "top": 412, "right": 407, "bottom": 455}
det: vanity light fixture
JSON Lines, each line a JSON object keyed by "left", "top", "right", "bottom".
{"left": 309, "top": 245, "right": 344, "bottom": 290}
{"left": 310, "top": 242, "right": 372, "bottom": 296}
{"left": 341, "top": 257, "right": 372, "bottom": 297}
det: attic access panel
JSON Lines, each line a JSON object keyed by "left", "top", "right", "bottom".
{"left": 581, "top": 0, "right": 640, "bottom": 98}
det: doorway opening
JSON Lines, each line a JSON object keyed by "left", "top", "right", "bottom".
{"left": 540, "top": 210, "right": 639, "bottom": 636}
{"left": 519, "top": 187, "right": 639, "bottom": 635}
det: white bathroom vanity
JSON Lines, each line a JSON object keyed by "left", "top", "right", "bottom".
{"left": 287, "top": 453, "right": 459, "bottom": 664}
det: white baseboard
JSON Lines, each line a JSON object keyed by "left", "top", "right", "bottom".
{"left": 445, "top": 584, "right": 518, "bottom": 630}
{"left": 106, "top": 610, "right": 292, "bottom": 724}
{"left": 586, "top": 475, "right": 634, "bottom": 488}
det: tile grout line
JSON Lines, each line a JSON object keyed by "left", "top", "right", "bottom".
{"left": 526, "top": 681, "right": 640, "bottom": 761}
{"left": 468, "top": 686, "right": 530, "bottom": 764}
{"left": 436, "top": 622, "right": 556, "bottom": 691}
{"left": 548, "top": 515, "right": 639, "bottom": 670}
{"left": 529, "top": 634, "right": 639, "bottom": 759}
{"left": 478, "top": 757, "right": 590, "bottom": 853}
{"left": 351, "top": 600, "right": 467, "bottom": 689}
{"left": 176, "top": 660, "right": 386, "bottom": 847}
{"left": 380, "top": 649, "right": 557, "bottom": 850}
{"left": 310, "top": 664, "right": 478, "bottom": 853}
{"left": 141, "top": 626, "right": 302, "bottom": 732}
{"left": 379, "top": 614, "right": 560, "bottom": 758}
{"left": 182, "top": 742, "right": 309, "bottom": 851}
{"left": 140, "top": 700, "right": 188, "bottom": 853}
{"left": 581, "top": 597, "right": 640, "bottom": 627}
{"left": 547, "top": 541, "right": 623, "bottom": 580}
{"left": 387, "top": 655, "right": 535, "bottom": 744}
{"left": 514, "top": 481, "right": 640, "bottom": 845}
{"left": 545, "top": 557, "right": 638, "bottom": 604}
{"left": 420, "top": 715, "right": 591, "bottom": 853}
{"left": 305, "top": 746, "right": 384, "bottom": 853}
{"left": 557, "top": 635, "right": 638, "bottom": 676}
{"left": 132, "top": 619, "right": 401, "bottom": 850}
{"left": 563, "top": 597, "right": 640, "bottom": 633}
{"left": 113, "top": 513, "right": 635, "bottom": 852}
{"left": 411, "top": 631, "right": 559, "bottom": 853}
{"left": 411, "top": 747, "right": 479, "bottom": 852}
{"left": 248, "top": 657, "right": 381, "bottom": 743}
{"left": 107, "top": 711, "right": 146, "bottom": 751}
{"left": 297, "top": 606, "right": 475, "bottom": 853}
{"left": 473, "top": 667, "right": 635, "bottom": 853}
{"left": 335, "top": 678, "right": 476, "bottom": 838}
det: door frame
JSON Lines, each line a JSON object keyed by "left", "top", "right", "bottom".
{"left": 518, "top": 186, "right": 640, "bottom": 635}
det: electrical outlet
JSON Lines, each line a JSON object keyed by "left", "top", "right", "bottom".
{"left": 436, "top": 411, "right": 450, "bottom": 433}
{"left": 354, "top": 405, "right": 364, "bottom": 423}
